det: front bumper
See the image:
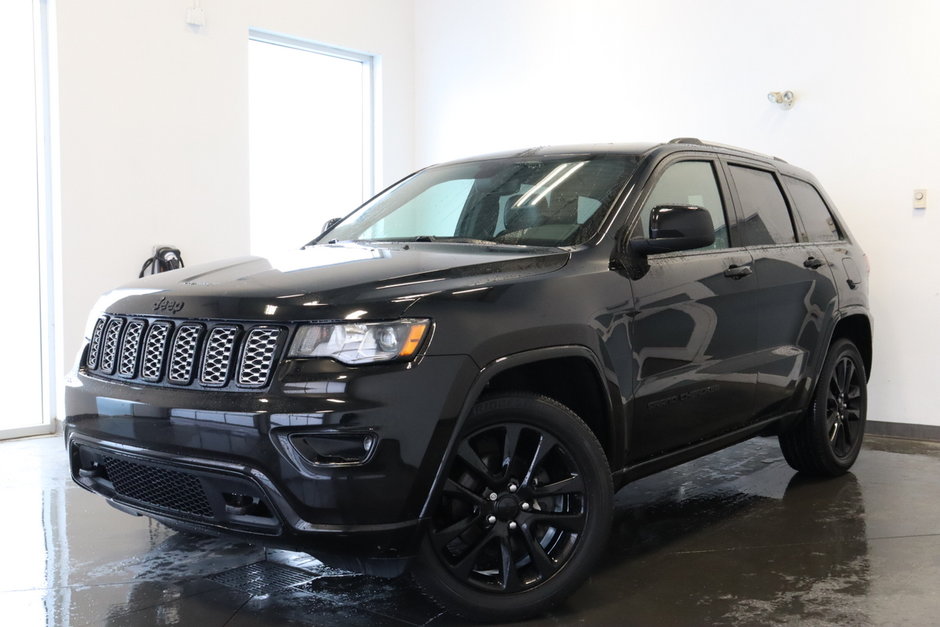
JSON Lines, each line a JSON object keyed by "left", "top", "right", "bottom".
{"left": 65, "top": 354, "right": 478, "bottom": 569}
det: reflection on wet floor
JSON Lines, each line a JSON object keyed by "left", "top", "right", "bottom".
{"left": 1, "top": 434, "right": 939, "bottom": 625}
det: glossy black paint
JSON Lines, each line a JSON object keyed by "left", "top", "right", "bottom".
{"left": 65, "top": 140, "right": 871, "bottom": 574}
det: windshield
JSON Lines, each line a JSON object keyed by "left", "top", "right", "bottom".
{"left": 318, "top": 155, "right": 640, "bottom": 247}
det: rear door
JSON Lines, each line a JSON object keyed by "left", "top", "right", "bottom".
{"left": 723, "top": 161, "right": 838, "bottom": 420}
{"left": 627, "top": 156, "right": 759, "bottom": 463}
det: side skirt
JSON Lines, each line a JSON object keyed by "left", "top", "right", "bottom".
{"left": 613, "top": 411, "right": 800, "bottom": 488}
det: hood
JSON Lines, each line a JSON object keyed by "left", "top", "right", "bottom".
{"left": 97, "top": 242, "right": 569, "bottom": 322}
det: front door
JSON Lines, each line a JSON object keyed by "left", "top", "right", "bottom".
{"left": 627, "top": 158, "right": 759, "bottom": 463}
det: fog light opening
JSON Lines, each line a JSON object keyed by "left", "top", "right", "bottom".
{"left": 287, "top": 432, "right": 377, "bottom": 466}
{"left": 78, "top": 460, "right": 105, "bottom": 479}
{"left": 222, "top": 492, "right": 272, "bottom": 518}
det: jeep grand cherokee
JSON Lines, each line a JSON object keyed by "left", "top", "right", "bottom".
{"left": 65, "top": 138, "right": 871, "bottom": 621}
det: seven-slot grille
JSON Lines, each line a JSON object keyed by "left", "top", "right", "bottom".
{"left": 118, "top": 319, "right": 145, "bottom": 377}
{"left": 84, "top": 315, "right": 284, "bottom": 389}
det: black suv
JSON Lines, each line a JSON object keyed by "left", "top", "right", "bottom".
{"left": 66, "top": 139, "right": 871, "bottom": 621}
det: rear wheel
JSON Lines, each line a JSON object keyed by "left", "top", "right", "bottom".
{"left": 779, "top": 338, "right": 867, "bottom": 476}
{"left": 412, "top": 394, "right": 613, "bottom": 622}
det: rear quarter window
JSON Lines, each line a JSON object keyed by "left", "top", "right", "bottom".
{"left": 783, "top": 176, "right": 843, "bottom": 242}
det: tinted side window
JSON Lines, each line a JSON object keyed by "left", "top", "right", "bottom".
{"left": 783, "top": 176, "right": 842, "bottom": 242}
{"left": 639, "top": 161, "right": 729, "bottom": 249}
{"left": 729, "top": 165, "right": 795, "bottom": 245}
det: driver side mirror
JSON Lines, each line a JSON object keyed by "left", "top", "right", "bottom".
{"left": 629, "top": 205, "right": 715, "bottom": 256}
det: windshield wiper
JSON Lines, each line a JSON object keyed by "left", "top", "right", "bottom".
{"left": 410, "top": 235, "right": 499, "bottom": 245}
{"left": 343, "top": 236, "right": 544, "bottom": 250}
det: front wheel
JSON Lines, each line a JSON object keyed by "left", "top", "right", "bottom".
{"left": 779, "top": 338, "right": 868, "bottom": 476}
{"left": 412, "top": 394, "right": 613, "bottom": 622}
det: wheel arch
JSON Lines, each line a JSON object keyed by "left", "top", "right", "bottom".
{"left": 829, "top": 310, "right": 873, "bottom": 380}
{"left": 419, "top": 345, "right": 620, "bottom": 518}
{"left": 763, "top": 308, "right": 872, "bottom": 437}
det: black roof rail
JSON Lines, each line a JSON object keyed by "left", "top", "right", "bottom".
{"left": 665, "top": 137, "right": 787, "bottom": 164}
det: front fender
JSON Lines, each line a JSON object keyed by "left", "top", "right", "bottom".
{"left": 418, "top": 344, "right": 620, "bottom": 519}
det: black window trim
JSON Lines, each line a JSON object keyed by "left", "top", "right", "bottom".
{"left": 625, "top": 152, "right": 744, "bottom": 255}
{"left": 780, "top": 174, "right": 846, "bottom": 244}
{"left": 719, "top": 157, "right": 801, "bottom": 248}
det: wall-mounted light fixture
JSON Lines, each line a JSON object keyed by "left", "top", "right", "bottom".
{"left": 767, "top": 90, "right": 795, "bottom": 110}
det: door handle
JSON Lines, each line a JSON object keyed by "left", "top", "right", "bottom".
{"left": 723, "top": 264, "right": 752, "bottom": 279}
{"left": 803, "top": 256, "right": 824, "bottom": 269}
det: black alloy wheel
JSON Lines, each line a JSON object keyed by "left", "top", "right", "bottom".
{"left": 827, "top": 353, "right": 864, "bottom": 459}
{"left": 780, "top": 338, "right": 868, "bottom": 476}
{"left": 413, "top": 394, "right": 613, "bottom": 622}
{"left": 434, "top": 422, "right": 585, "bottom": 592}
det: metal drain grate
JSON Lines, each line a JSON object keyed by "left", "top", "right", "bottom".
{"left": 207, "top": 561, "right": 317, "bottom": 596}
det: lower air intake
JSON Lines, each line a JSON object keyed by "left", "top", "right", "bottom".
{"left": 103, "top": 455, "right": 214, "bottom": 518}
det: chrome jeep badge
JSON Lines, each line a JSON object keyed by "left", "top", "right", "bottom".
{"left": 153, "top": 296, "right": 185, "bottom": 313}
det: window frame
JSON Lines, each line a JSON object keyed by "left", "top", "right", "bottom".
{"left": 780, "top": 175, "right": 846, "bottom": 244}
{"left": 719, "top": 158, "right": 801, "bottom": 249}
{"left": 0, "top": 0, "right": 56, "bottom": 440}
{"left": 248, "top": 29, "right": 378, "bottom": 203}
{"left": 627, "top": 153, "right": 742, "bottom": 256}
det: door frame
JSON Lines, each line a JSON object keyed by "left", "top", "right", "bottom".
{"left": 0, "top": 0, "right": 56, "bottom": 441}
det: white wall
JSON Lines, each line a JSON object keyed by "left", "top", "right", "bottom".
{"left": 54, "top": 0, "right": 415, "bottom": 409}
{"left": 53, "top": 0, "right": 938, "bottom": 428}
{"left": 414, "top": 0, "right": 940, "bottom": 427}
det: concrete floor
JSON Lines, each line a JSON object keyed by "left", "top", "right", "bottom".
{"left": 2, "top": 435, "right": 939, "bottom": 626}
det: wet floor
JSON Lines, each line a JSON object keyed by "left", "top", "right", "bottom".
{"left": 2, "top": 434, "right": 939, "bottom": 626}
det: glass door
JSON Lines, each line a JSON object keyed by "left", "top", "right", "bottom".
{"left": 0, "top": 0, "right": 52, "bottom": 439}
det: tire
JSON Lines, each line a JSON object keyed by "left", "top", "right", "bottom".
{"left": 412, "top": 393, "right": 613, "bottom": 623}
{"left": 779, "top": 338, "right": 868, "bottom": 476}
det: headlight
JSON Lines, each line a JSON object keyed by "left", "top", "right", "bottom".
{"left": 289, "top": 319, "right": 430, "bottom": 365}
